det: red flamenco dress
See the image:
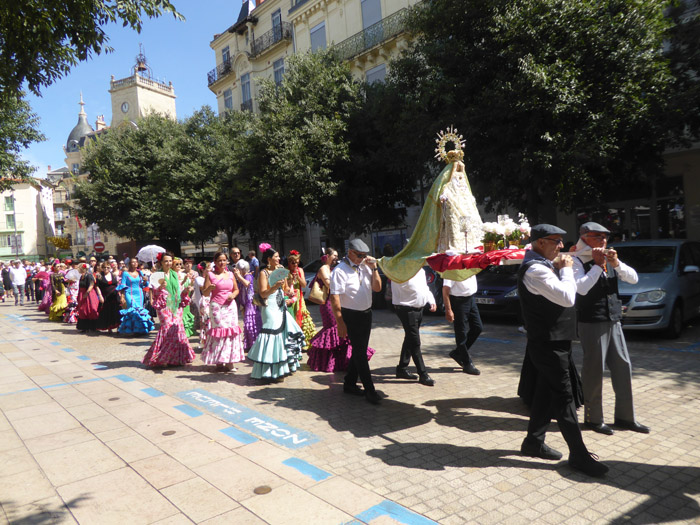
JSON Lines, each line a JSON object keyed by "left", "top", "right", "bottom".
{"left": 76, "top": 273, "right": 100, "bottom": 332}
{"left": 142, "top": 286, "right": 195, "bottom": 367}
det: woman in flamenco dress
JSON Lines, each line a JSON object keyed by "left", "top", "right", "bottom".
{"left": 236, "top": 259, "right": 261, "bottom": 352}
{"left": 62, "top": 270, "right": 80, "bottom": 324}
{"left": 95, "top": 261, "right": 121, "bottom": 333}
{"left": 38, "top": 262, "right": 57, "bottom": 313}
{"left": 247, "top": 245, "right": 305, "bottom": 380}
{"left": 48, "top": 269, "right": 68, "bottom": 321}
{"left": 142, "top": 252, "right": 195, "bottom": 368}
{"left": 117, "top": 258, "right": 154, "bottom": 335}
{"left": 200, "top": 251, "right": 245, "bottom": 372}
{"left": 76, "top": 264, "right": 101, "bottom": 333}
{"left": 307, "top": 248, "right": 375, "bottom": 371}
{"left": 285, "top": 250, "right": 316, "bottom": 349}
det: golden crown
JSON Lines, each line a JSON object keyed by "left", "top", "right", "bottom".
{"left": 434, "top": 126, "right": 466, "bottom": 164}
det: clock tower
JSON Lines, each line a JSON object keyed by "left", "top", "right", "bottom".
{"left": 109, "top": 47, "right": 177, "bottom": 126}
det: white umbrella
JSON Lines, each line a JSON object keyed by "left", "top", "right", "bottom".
{"left": 136, "top": 245, "right": 166, "bottom": 265}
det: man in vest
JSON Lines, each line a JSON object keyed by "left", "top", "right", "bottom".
{"left": 518, "top": 224, "right": 608, "bottom": 477}
{"left": 573, "top": 222, "right": 649, "bottom": 435}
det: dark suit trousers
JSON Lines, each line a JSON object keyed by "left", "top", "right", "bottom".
{"left": 526, "top": 339, "right": 587, "bottom": 456}
{"left": 395, "top": 305, "right": 427, "bottom": 375}
{"left": 450, "top": 294, "right": 482, "bottom": 361}
{"left": 342, "top": 307, "right": 375, "bottom": 394}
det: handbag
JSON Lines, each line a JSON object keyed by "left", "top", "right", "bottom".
{"left": 308, "top": 278, "right": 328, "bottom": 305}
{"left": 253, "top": 292, "right": 267, "bottom": 308}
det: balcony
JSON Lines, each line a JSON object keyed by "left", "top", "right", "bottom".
{"left": 251, "top": 22, "right": 293, "bottom": 57}
{"left": 0, "top": 221, "right": 23, "bottom": 232}
{"left": 241, "top": 99, "right": 254, "bottom": 112}
{"left": 334, "top": 9, "right": 409, "bottom": 62}
{"left": 207, "top": 57, "right": 234, "bottom": 87}
{"left": 54, "top": 214, "right": 65, "bottom": 223}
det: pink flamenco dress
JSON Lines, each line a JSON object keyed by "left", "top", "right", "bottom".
{"left": 63, "top": 280, "right": 80, "bottom": 323}
{"left": 200, "top": 271, "right": 245, "bottom": 368}
{"left": 306, "top": 277, "right": 375, "bottom": 372}
{"left": 38, "top": 276, "right": 53, "bottom": 313}
{"left": 142, "top": 278, "right": 195, "bottom": 368}
{"left": 242, "top": 273, "right": 261, "bottom": 352}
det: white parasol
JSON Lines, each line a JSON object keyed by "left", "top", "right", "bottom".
{"left": 136, "top": 245, "right": 166, "bottom": 265}
{"left": 65, "top": 269, "right": 80, "bottom": 281}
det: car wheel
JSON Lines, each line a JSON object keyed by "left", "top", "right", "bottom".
{"left": 666, "top": 303, "right": 683, "bottom": 339}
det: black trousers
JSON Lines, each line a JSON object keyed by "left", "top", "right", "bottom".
{"left": 395, "top": 305, "right": 427, "bottom": 375}
{"left": 450, "top": 294, "right": 482, "bottom": 361}
{"left": 526, "top": 339, "right": 587, "bottom": 456}
{"left": 342, "top": 307, "right": 375, "bottom": 394}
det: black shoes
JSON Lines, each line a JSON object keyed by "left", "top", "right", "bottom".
{"left": 365, "top": 391, "right": 382, "bottom": 405}
{"left": 396, "top": 368, "right": 418, "bottom": 380}
{"left": 584, "top": 422, "right": 614, "bottom": 435}
{"left": 569, "top": 452, "right": 609, "bottom": 477}
{"left": 614, "top": 419, "right": 650, "bottom": 433}
{"left": 343, "top": 384, "right": 364, "bottom": 397}
{"left": 521, "top": 439, "right": 563, "bottom": 460}
{"left": 449, "top": 349, "right": 464, "bottom": 368}
{"left": 418, "top": 374, "right": 435, "bottom": 386}
{"left": 463, "top": 362, "right": 481, "bottom": 375}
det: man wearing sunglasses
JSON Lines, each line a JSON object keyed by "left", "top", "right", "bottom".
{"left": 330, "top": 239, "right": 383, "bottom": 404}
{"left": 517, "top": 224, "right": 608, "bottom": 477}
{"left": 572, "top": 222, "right": 649, "bottom": 436}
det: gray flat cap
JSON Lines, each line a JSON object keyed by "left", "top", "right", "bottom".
{"left": 530, "top": 224, "right": 567, "bottom": 242}
{"left": 579, "top": 222, "right": 611, "bottom": 235}
{"left": 348, "top": 238, "right": 370, "bottom": 253}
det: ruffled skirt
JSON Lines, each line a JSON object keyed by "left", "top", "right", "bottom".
{"left": 142, "top": 310, "right": 194, "bottom": 367}
{"left": 49, "top": 294, "right": 68, "bottom": 322}
{"left": 201, "top": 301, "right": 244, "bottom": 365}
{"left": 243, "top": 305, "right": 262, "bottom": 351}
{"left": 248, "top": 308, "right": 305, "bottom": 379}
{"left": 119, "top": 306, "right": 155, "bottom": 334}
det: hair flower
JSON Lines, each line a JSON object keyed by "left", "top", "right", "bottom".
{"left": 289, "top": 250, "right": 299, "bottom": 256}
{"left": 259, "top": 242, "right": 271, "bottom": 252}
{"left": 156, "top": 252, "right": 163, "bottom": 262}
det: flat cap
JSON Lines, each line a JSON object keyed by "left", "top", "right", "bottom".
{"left": 530, "top": 224, "right": 567, "bottom": 242}
{"left": 579, "top": 221, "right": 610, "bottom": 235}
{"left": 348, "top": 238, "right": 370, "bottom": 253}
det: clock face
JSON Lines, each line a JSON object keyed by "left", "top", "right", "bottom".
{"left": 121, "top": 102, "right": 129, "bottom": 113}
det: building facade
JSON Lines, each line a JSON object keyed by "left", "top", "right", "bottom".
{"left": 0, "top": 180, "right": 54, "bottom": 262}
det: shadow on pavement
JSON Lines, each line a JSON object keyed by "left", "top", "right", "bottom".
{"left": 3, "top": 495, "right": 89, "bottom": 524}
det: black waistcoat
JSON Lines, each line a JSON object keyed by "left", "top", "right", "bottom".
{"left": 517, "top": 258, "right": 577, "bottom": 342}
{"left": 575, "top": 260, "right": 621, "bottom": 322}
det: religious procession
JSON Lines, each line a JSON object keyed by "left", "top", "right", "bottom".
{"left": 10, "top": 128, "right": 651, "bottom": 481}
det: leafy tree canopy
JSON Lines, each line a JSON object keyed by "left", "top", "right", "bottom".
{"left": 0, "top": 0, "right": 183, "bottom": 96}
{"left": 0, "top": 93, "right": 45, "bottom": 189}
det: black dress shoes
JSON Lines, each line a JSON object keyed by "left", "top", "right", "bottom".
{"left": 343, "top": 384, "right": 364, "bottom": 397}
{"left": 396, "top": 368, "right": 418, "bottom": 380}
{"left": 463, "top": 362, "right": 481, "bottom": 375}
{"left": 521, "top": 439, "right": 562, "bottom": 460}
{"left": 614, "top": 419, "right": 650, "bottom": 433}
{"left": 365, "top": 391, "right": 382, "bottom": 405}
{"left": 418, "top": 374, "right": 435, "bottom": 386}
{"left": 448, "top": 349, "right": 465, "bottom": 367}
{"left": 584, "top": 422, "right": 614, "bottom": 435}
{"left": 568, "top": 452, "right": 609, "bottom": 477}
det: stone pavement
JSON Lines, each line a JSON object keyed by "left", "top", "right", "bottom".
{"left": 1, "top": 301, "right": 699, "bottom": 524}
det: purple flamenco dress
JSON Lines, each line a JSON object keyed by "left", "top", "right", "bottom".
{"left": 242, "top": 273, "right": 262, "bottom": 352}
{"left": 306, "top": 291, "right": 375, "bottom": 372}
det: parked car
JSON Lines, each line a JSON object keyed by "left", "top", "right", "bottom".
{"left": 612, "top": 239, "right": 700, "bottom": 338}
{"left": 474, "top": 263, "right": 521, "bottom": 320}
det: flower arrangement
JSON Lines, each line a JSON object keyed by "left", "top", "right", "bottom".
{"left": 481, "top": 214, "right": 530, "bottom": 249}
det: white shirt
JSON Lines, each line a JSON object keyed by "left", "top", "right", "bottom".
{"left": 9, "top": 266, "right": 26, "bottom": 285}
{"left": 391, "top": 268, "right": 436, "bottom": 308}
{"left": 572, "top": 258, "right": 638, "bottom": 296}
{"left": 443, "top": 275, "right": 477, "bottom": 297}
{"left": 523, "top": 264, "right": 577, "bottom": 308}
{"left": 330, "top": 259, "right": 374, "bottom": 311}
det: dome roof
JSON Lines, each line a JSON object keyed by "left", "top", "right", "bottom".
{"left": 66, "top": 94, "right": 94, "bottom": 152}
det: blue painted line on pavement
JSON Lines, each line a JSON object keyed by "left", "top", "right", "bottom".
{"left": 657, "top": 345, "right": 700, "bottom": 355}
{"left": 0, "top": 376, "right": 105, "bottom": 396}
{"left": 219, "top": 426, "right": 258, "bottom": 444}
{"left": 39, "top": 337, "right": 48, "bottom": 340}
{"left": 113, "top": 374, "right": 135, "bottom": 382}
{"left": 61, "top": 347, "right": 75, "bottom": 353}
{"left": 174, "top": 404, "right": 203, "bottom": 417}
{"left": 282, "top": 457, "right": 331, "bottom": 482}
{"left": 76, "top": 355, "right": 91, "bottom": 361}
{"left": 141, "top": 387, "right": 165, "bottom": 398}
{"left": 50, "top": 342, "right": 62, "bottom": 346}
{"left": 355, "top": 500, "right": 437, "bottom": 525}
{"left": 178, "top": 388, "right": 320, "bottom": 449}
{"left": 420, "top": 330, "right": 512, "bottom": 344}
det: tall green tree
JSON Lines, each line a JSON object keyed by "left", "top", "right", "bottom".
{"left": 0, "top": 93, "right": 44, "bottom": 188}
{"left": 0, "top": 0, "right": 183, "bottom": 96}
{"left": 75, "top": 110, "right": 223, "bottom": 252}
{"left": 390, "top": 0, "right": 676, "bottom": 222}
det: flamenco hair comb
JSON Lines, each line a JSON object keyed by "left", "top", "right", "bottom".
{"left": 435, "top": 126, "right": 466, "bottom": 164}
{"left": 156, "top": 252, "right": 163, "bottom": 262}
{"left": 289, "top": 250, "right": 300, "bottom": 256}
{"left": 259, "top": 242, "right": 271, "bottom": 252}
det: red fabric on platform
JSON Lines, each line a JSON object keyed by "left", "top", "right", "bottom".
{"left": 426, "top": 249, "right": 526, "bottom": 272}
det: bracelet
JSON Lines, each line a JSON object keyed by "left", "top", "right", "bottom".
{"left": 373, "top": 268, "right": 379, "bottom": 272}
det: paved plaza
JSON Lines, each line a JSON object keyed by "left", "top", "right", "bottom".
{"left": 1, "top": 301, "right": 699, "bottom": 524}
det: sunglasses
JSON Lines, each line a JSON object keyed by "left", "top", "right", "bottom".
{"left": 351, "top": 250, "right": 368, "bottom": 259}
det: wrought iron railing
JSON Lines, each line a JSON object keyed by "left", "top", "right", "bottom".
{"left": 251, "top": 22, "right": 293, "bottom": 57}
{"left": 207, "top": 57, "right": 234, "bottom": 86}
{"left": 241, "top": 99, "right": 254, "bottom": 112}
{"left": 333, "top": 9, "right": 409, "bottom": 62}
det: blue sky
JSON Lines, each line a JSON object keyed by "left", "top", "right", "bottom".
{"left": 21, "top": 0, "right": 236, "bottom": 176}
